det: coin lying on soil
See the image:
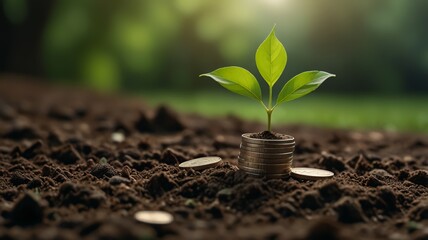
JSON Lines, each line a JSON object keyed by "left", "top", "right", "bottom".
{"left": 291, "top": 167, "right": 334, "bottom": 180}
{"left": 134, "top": 210, "right": 174, "bottom": 225}
{"left": 179, "top": 156, "right": 222, "bottom": 170}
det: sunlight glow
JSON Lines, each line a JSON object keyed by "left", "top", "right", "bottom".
{"left": 264, "top": 0, "right": 285, "bottom": 7}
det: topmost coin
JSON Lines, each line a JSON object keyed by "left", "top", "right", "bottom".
{"left": 242, "top": 133, "right": 295, "bottom": 144}
{"left": 291, "top": 167, "right": 334, "bottom": 180}
{"left": 179, "top": 156, "right": 222, "bottom": 170}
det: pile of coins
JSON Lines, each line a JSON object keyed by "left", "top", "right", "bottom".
{"left": 238, "top": 133, "right": 295, "bottom": 178}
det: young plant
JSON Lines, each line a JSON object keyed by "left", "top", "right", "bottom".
{"left": 200, "top": 26, "right": 336, "bottom": 132}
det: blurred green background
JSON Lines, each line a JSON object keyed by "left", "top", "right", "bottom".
{"left": 1, "top": 0, "right": 427, "bottom": 133}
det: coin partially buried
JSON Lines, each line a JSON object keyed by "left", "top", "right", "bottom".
{"left": 134, "top": 210, "right": 173, "bottom": 225}
{"left": 179, "top": 156, "right": 222, "bottom": 170}
{"left": 291, "top": 167, "right": 334, "bottom": 180}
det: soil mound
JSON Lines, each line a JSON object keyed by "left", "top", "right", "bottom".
{"left": 0, "top": 77, "right": 427, "bottom": 239}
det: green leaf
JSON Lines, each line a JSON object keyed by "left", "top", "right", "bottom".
{"left": 276, "top": 71, "right": 335, "bottom": 104}
{"left": 200, "top": 66, "right": 262, "bottom": 101}
{"left": 255, "top": 26, "right": 287, "bottom": 87}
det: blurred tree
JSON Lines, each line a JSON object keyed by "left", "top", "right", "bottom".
{"left": 0, "top": 0, "right": 427, "bottom": 94}
{"left": 0, "top": 0, "right": 53, "bottom": 78}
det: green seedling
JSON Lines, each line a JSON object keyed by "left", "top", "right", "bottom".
{"left": 100, "top": 157, "right": 108, "bottom": 164}
{"left": 33, "top": 188, "right": 41, "bottom": 198}
{"left": 184, "top": 199, "right": 197, "bottom": 208}
{"left": 200, "top": 26, "right": 336, "bottom": 131}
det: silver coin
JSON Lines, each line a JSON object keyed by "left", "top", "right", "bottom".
{"left": 243, "top": 171, "right": 290, "bottom": 178}
{"left": 240, "top": 145, "right": 294, "bottom": 154}
{"left": 111, "top": 132, "right": 125, "bottom": 143}
{"left": 242, "top": 133, "right": 295, "bottom": 142}
{"left": 241, "top": 138, "right": 295, "bottom": 144}
{"left": 242, "top": 140, "right": 296, "bottom": 147}
{"left": 238, "top": 164, "right": 291, "bottom": 172}
{"left": 244, "top": 171, "right": 290, "bottom": 179}
{"left": 239, "top": 165, "right": 292, "bottom": 174}
{"left": 242, "top": 133, "right": 295, "bottom": 144}
{"left": 239, "top": 149, "right": 293, "bottom": 158}
{"left": 238, "top": 159, "right": 292, "bottom": 169}
{"left": 241, "top": 140, "right": 296, "bottom": 147}
{"left": 134, "top": 210, "right": 173, "bottom": 225}
{"left": 241, "top": 141, "right": 295, "bottom": 149}
{"left": 179, "top": 156, "right": 222, "bottom": 170}
{"left": 291, "top": 167, "right": 334, "bottom": 180}
{"left": 238, "top": 156, "right": 293, "bottom": 164}
{"left": 238, "top": 155, "right": 293, "bottom": 164}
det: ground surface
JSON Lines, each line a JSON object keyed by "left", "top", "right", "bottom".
{"left": 0, "top": 77, "right": 427, "bottom": 240}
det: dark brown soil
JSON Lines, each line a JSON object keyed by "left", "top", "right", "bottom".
{"left": 0, "top": 76, "right": 427, "bottom": 240}
{"left": 249, "top": 131, "right": 290, "bottom": 139}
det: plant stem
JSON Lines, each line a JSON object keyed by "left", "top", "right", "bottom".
{"left": 267, "top": 109, "right": 272, "bottom": 132}
{"left": 267, "top": 86, "right": 273, "bottom": 132}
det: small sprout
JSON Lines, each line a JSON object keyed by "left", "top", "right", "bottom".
{"left": 99, "top": 157, "right": 108, "bottom": 164}
{"left": 217, "top": 188, "right": 233, "bottom": 201}
{"left": 217, "top": 188, "right": 233, "bottom": 196}
{"left": 200, "top": 25, "right": 336, "bottom": 132}
{"left": 111, "top": 132, "right": 125, "bottom": 143}
{"left": 406, "top": 221, "right": 423, "bottom": 232}
{"left": 184, "top": 199, "right": 197, "bottom": 208}
{"left": 33, "top": 187, "right": 40, "bottom": 197}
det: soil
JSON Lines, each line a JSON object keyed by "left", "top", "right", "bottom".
{"left": 0, "top": 76, "right": 427, "bottom": 240}
{"left": 249, "top": 131, "right": 290, "bottom": 140}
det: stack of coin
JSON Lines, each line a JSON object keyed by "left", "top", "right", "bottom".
{"left": 238, "top": 133, "right": 295, "bottom": 178}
